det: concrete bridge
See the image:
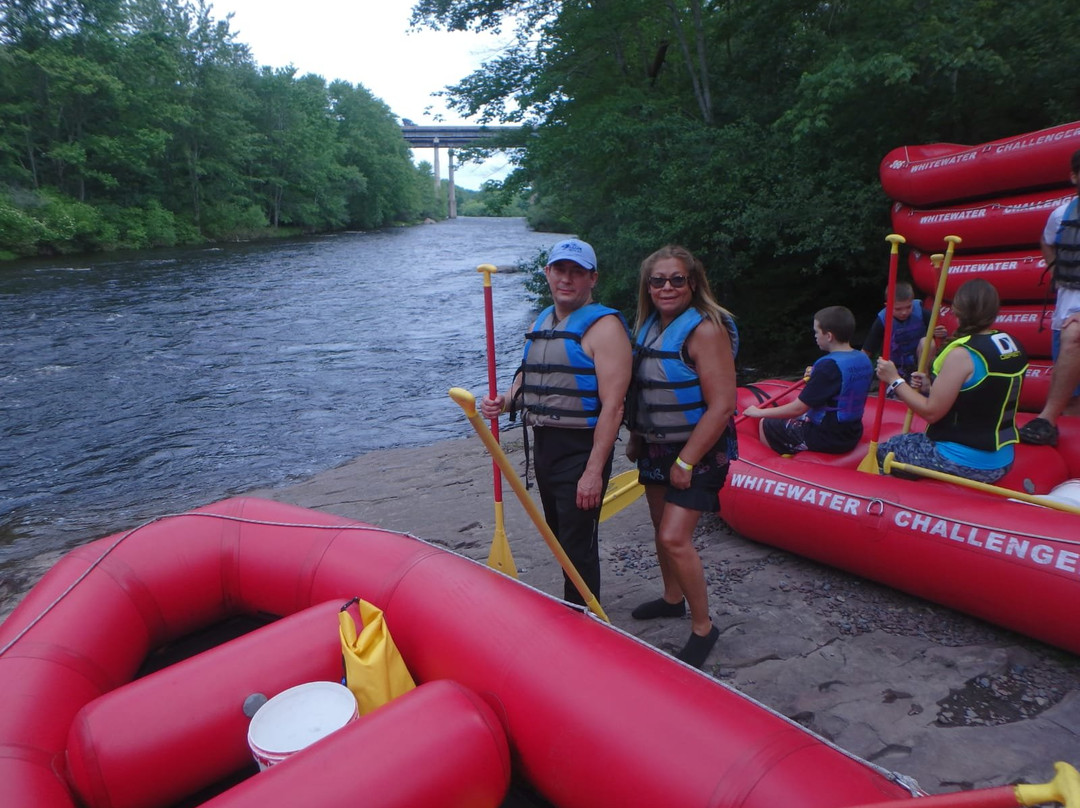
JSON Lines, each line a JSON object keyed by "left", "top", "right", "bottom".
{"left": 400, "top": 125, "right": 522, "bottom": 217}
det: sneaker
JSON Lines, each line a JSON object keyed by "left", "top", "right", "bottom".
{"left": 631, "top": 597, "right": 686, "bottom": 620}
{"left": 1019, "top": 417, "right": 1058, "bottom": 447}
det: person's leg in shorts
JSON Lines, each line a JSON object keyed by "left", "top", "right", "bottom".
{"left": 760, "top": 416, "right": 809, "bottom": 455}
{"left": 634, "top": 439, "right": 730, "bottom": 668}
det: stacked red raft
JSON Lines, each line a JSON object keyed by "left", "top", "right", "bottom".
{"left": 882, "top": 121, "right": 1080, "bottom": 411}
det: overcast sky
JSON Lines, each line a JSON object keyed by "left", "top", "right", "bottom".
{"left": 212, "top": 1, "right": 513, "bottom": 188}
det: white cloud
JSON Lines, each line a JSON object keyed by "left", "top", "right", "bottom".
{"left": 213, "top": 0, "right": 513, "bottom": 188}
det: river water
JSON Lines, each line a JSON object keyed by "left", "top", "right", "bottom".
{"left": 1, "top": 217, "right": 568, "bottom": 570}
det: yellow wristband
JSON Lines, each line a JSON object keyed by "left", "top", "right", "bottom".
{"left": 674, "top": 456, "right": 694, "bottom": 472}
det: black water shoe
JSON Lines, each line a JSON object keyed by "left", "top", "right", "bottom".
{"left": 631, "top": 597, "right": 686, "bottom": 620}
{"left": 1019, "top": 417, "right": 1058, "bottom": 446}
{"left": 676, "top": 625, "right": 719, "bottom": 669}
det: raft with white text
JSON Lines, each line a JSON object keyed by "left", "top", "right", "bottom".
{"left": 890, "top": 188, "right": 1074, "bottom": 253}
{"left": 880, "top": 120, "right": 1080, "bottom": 207}
{"left": 0, "top": 497, "right": 917, "bottom": 808}
{"left": 909, "top": 249, "right": 1050, "bottom": 303}
{"left": 721, "top": 381, "right": 1080, "bottom": 656}
{"left": 935, "top": 303, "right": 1054, "bottom": 359}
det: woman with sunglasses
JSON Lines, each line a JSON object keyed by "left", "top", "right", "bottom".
{"left": 624, "top": 245, "right": 738, "bottom": 669}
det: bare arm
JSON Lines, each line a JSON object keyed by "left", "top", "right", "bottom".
{"left": 1041, "top": 238, "right": 1057, "bottom": 269}
{"left": 669, "top": 320, "right": 736, "bottom": 489}
{"left": 876, "top": 348, "right": 971, "bottom": 423}
{"left": 578, "top": 315, "right": 633, "bottom": 509}
{"left": 742, "top": 398, "right": 809, "bottom": 420}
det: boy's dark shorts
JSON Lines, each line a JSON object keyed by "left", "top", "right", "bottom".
{"left": 636, "top": 438, "right": 731, "bottom": 513}
{"left": 761, "top": 417, "right": 810, "bottom": 455}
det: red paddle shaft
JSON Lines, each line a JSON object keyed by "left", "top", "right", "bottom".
{"left": 480, "top": 266, "right": 503, "bottom": 502}
{"left": 869, "top": 234, "right": 905, "bottom": 443}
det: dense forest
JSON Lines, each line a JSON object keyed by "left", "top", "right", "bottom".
{"left": 416, "top": 0, "right": 1080, "bottom": 367}
{"left": 4, "top": 2, "right": 1080, "bottom": 366}
{"left": 0, "top": 0, "right": 497, "bottom": 259}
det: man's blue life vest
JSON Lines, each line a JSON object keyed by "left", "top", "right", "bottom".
{"left": 519, "top": 303, "right": 626, "bottom": 429}
{"left": 1053, "top": 198, "right": 1080, "bottom": 290}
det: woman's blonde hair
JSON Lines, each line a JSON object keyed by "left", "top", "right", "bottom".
{"left": 634, "top": 245, "right": 734, "bottom": 335}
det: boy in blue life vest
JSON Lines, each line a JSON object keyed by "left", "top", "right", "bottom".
{"left": 743, "top": 306, "right": 874, "bottom": 455}
{"left": 861, "top": 282, "right": 943, "bottom": 381}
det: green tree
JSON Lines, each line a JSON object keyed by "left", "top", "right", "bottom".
{"left": 413, "top": 0, "right": 1080, "bottom": 368}
{"left": 330, "top": 81, "right": 423, "bottom": 228}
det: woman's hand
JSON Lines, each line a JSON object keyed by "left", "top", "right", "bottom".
{"left": 875, "top": 358, "right": 900, "bottom": 384}
{"left": 670, "top": 461, "right": 692, "bottom": 490}
{"left": 909, "top": 371, "right": 930, "bottom": 391}
{"left": 625, "top": 433, "right": 644, "bottom": 462}
{"left": 741, "top": 405, "right": 763, "bottom": 418}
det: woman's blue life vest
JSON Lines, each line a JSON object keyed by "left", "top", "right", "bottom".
{"left": 1052, "top": 198, "right": 1080, "bottom": 290}
{"left": 876, "top": 300, "right": 925, "bottom": 376}
{"left": 517, "top": 303, "right": 628, "bottom": 429}
{"left": 925, "top": 331, "right": 1028, "bottom": 451}
{"left": 627, "top": 308, "right": 739, "bottom": 443}
{"left": 804, "top": 350, "right": 875, "bottom": 425}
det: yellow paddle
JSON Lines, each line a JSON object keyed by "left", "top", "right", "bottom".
{"left": 449, "top": 387, "right": 610, "bottom": 621}
{"left": 845, "top": 760, "right": 1080, "bottom": 808}
{"left": 902, "top": 236, "right": 961, "bottom": 434}
{"left": 476, "top": 263, "right": 518, "bottom": 578}
{"left": 599, "top": 469, "right": 644, "bottom": 522}
{"left": 882, "top": 453, "right": 1080, "bottom": 517}
{"left": 859, "top": 234, "right": 906, "bottom": 473}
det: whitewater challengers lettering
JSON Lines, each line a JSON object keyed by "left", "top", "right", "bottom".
{"left": 728, "top": 473, "right": 860, "bottom": 514}
{"left": 728, "top": 472, "right": 1080, "bottom": 574}
{"left": 894, "top": 510, "right": 1080, "bottom": 573}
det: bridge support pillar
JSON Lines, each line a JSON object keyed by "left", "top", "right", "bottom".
{"left": 448, "top": 149, "right": 457, "bottom": 219}
{"left": 432, "top": 138, "right": 440, "bottom": 199}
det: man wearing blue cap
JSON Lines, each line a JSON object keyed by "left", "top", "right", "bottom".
{"left": 481, "top": 238, "right": 632, "bottom": 607}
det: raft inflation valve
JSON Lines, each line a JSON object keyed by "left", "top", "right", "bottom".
{"left": 243, "top": 693, "right": 268, "bottom": 718}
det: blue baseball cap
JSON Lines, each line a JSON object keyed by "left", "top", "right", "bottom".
{"left": 547, "top": 238, "right": 597, "bottom": 271}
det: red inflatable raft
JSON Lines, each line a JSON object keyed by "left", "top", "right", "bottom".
{"left": 880, "top": 121, "right": 1080, "bottom": 207}
{"left": 722, "top": 382, "right": 1080, "bottom": 657}
{"left": 890, "top": 188, "right": 1074, "bottom": 253}
{"left": 0, "top": 497, "right": 916, "bottom": 808}
{"left": 909, "top": 250, "right": 1051, "bottom": 303}
{"left": 935, "top": 302, "right": 1054, "bottom": 359}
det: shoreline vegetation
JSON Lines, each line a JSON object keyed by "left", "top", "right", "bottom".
{"left": 0, "top": 3, "right": 531, "bottom": 264}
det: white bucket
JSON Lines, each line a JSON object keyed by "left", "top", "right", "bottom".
{"left": 247, "top": 681, "right": 359, "bottom": 770}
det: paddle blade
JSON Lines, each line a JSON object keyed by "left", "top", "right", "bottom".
{"left": 600, "top": 469, "right": 645, "bottom": 522}
{"left": 857, "top": 440, "right": 881, "bottom": 474}
{"left": 486, "top": 502, "right": 518, "bottom": 577}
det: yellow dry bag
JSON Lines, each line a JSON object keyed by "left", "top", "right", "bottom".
{"left": 338, "top": 598, "right": 416, "bottom": 714}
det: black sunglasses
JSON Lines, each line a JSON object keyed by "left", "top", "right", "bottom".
{"left": 648, "top": 275, "right": 688, "bottom": 289}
